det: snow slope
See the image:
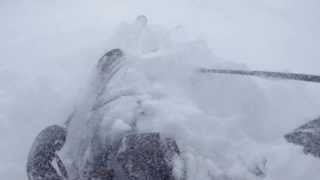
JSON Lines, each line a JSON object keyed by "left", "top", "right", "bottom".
{"left": 1, "top": 0, "right": 320, "bottom": 179}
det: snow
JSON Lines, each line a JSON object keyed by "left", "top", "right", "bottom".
{"left": 1, "top": 0, "right": 320, "bottom": 179}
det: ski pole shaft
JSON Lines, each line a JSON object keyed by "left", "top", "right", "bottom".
{"left": 199, "top": 68, "right": 320, "bottom": 83}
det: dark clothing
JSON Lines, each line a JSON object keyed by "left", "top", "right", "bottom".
{"left": 27, "top": 125, "right": 67, "bottom": 180}
{"left": 115, "top": 133, "right": 179, "bottom": 180}
{"left": 285, "top": 117, "right": 320, "bottom": 158}
{"left": 84, "top": 132, "right": 181, "bottom": 180}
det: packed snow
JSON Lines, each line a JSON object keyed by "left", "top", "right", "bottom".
{"left": 1, "top": 0, "right": 320, "bottom": 179}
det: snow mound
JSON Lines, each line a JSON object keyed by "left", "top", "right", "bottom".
{"left": 62, "top": 17, "right": 320, "bottom": 180}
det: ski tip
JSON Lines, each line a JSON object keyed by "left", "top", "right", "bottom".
{"left": 104, "top": 48, "right": 123, "bottom": 58}
{"left": 97, "top": 48, "right": 124, "bottom": 73}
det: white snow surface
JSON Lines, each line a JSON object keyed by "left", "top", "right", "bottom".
{"left": 1, "top": 0, "right": 320, "bottom": 179}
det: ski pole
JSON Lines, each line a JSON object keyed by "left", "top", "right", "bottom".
{"left": 198, "top": 68, "right": 320, "bottom": 83}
